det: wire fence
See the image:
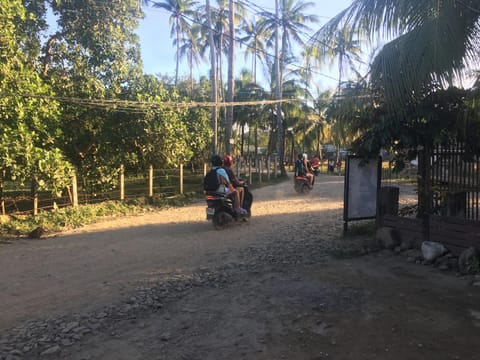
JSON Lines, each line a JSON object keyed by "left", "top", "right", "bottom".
{"left": 0, "top": 155, "right": 285, "bottom": 216}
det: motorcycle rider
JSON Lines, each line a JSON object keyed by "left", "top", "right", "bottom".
{"left": 310, "top": 154, "right": 320, "bottom": 176}
{"left": 294, "top": 153, "right": 313, "bottom": 189}
{"left": 210, "top": 154, "right": 247, "bottom": 215}
{"left": 222, "top": 155, "right": 246, "bottom": 207}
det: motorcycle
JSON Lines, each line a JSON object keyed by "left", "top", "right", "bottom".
{"left": 294, "top": 175, "right": 313, "bottom": 195}
{"left": 205, "top": 184, "right": 253, "bottom": 229}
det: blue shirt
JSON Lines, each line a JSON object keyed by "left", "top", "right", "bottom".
{"left": 213, "top": 166, "right": 230, "bottom": 192}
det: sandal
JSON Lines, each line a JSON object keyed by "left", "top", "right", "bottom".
{"left": 236, "top": 208, "right": 248, "bottom": 215}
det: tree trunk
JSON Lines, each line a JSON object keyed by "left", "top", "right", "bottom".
{"left": 175, "top": 16, "right": 180, "bottom": 87}
{"left": 225, "top": 0, "right": 235, "bottom": 154}
{"left": 275, "top": 0, "right": 286, "bottom": 176}
{"left": 206, "top": 0, "right": 218, "bottom": 153}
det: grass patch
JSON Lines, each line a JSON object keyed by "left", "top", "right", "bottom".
{"left": 345, "top": 220, "right": 376, "bottom": 237}
{"left": 0, "top": 175, "right": 286, "bottom": 239}
{"left": 0, "top": 194, "right": 196, "bottom": 239}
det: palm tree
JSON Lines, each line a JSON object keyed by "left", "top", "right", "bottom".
{"left": 316, "top": 26, "right": 363, "bottom": 92}
{"left": 260, "top": 0, "right": 319, "bottom": 74}
{"left": 238, "top": 17, "right": 269, "bottom": 84}
{"left": 150, "top": 0, "right": 198, "bottom": 87}
{"left": 233, "top": 69, "right": 267, "bottom": 156}
{"left": 178, "top": 23, "right": 204, "bottom": 94}
{"left": 258, "top": 0, "right": 319, "bottom": 175}
{"left": 311, "top": 0, "right": 480, "bottom": 114}
{"left": 196, "top": 0, "right": 247, "bottom": 153}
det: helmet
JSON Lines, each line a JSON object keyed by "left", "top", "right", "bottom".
{"left": 223, "top": 155, "right": 233, "bottom": 167}
{"left": 210, "top": 154, "right": 222, "bottom": 167}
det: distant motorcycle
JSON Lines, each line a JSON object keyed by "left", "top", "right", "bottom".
{"left": 205, "top": 184, "right": 253, "bottom": 229}
{"left": 294, "top": 175, "right": 313, "bottom": 195}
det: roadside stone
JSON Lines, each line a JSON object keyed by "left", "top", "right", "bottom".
{"left": 375, "top": 227, "right": 400, "bottom": 250}
{"left": 61, "top": 339, "right": 74, "bottom": 347}
{"left": 160, "top": 333, "right": 171, "bottom": 341}
{"left": 62, "top": 321, "right": 79, "bottom": 334}
{"left": 421, "top": 241, "right": 447, "bottom": 262}
{"left": 8, "top": 350, "right": 22, "bottom": 357}
{"left": 458, "top": 247, "right": 479, "bottom": 275}
{"left": 40, "top": 345, "right": 60, "bottom": 356}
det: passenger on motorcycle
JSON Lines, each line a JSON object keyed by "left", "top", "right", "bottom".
{"left": 211, "top": 154, "right": 247, "bottom": 215}
{"left": 310, "top": 154, "right": 320, "bottom": 176}
{"left": 222, "top": 155, "right": 246, "bottom": 207}
{"left": 294, "top": 153, "right": 314, "bottom": 189}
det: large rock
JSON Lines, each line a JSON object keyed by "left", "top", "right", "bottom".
{"left": 28, "top": 226, "right": 45, "bottom": 239}
{"left": 421, "top": 241, "right": 447, "bottom": 262}
{"left": 458, "top": 247, "right": 480, "bottom": 275}
{"left": 375, "top": 227, "right": 400, "bottom": 250}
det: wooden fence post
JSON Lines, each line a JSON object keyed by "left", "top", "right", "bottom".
{"left": 0, "top": 170, "right": 5, "bottom": 215}
{"left": 248, "top": 156, "right": 252, "bottom": 184}
{"left": 149, "top": 165, "right": 153, "bottom": 198}
{"left": 267, "top": 156, "right": 271, "bottom": 180}
{"left": 31, "top": 178, "right": 38, "bottom": 216}
{"left": 274, "top": 155, "right": 278, "bottom": 178}
{"left": 258, "top": 157, "right": 262, "bottom": 184}
{"left": 71, "top": 172, "right": 78, "bottom": 208}
{"left": 120, "top": 164, "right": 125, "bottom": 201}
{"left": 243, "top": 157, "right": 247, "bottom": 179}
{"left": 180, "top": 163, "right": 184, "bottom": 195}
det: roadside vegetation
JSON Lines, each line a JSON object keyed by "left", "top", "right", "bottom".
{"left": 1, "top": 1, "right": 479, "bottom": 235}
{"left": 0, "top": 174, "right": 290, "bottom": 238}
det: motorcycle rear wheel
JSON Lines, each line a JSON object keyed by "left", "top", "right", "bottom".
{"left": 213, "top": 211, "right": 229, "bottom": 230}
{"left": 300, "top": 183, "right": 311, "bottom": 195}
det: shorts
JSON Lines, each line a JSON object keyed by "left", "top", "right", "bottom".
{"left": 217, "top": 185, "right": 232, "bottom": 194}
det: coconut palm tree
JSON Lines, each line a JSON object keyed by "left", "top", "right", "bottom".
{"left": 258, "top": 0, "right": 319, "bottom": 175}
{"left": 150, "top": 0, "right": 198, "bottom": 87}
{"left": 316, "top": 26, "right": 363, "bottom": 92}
{"left": 311, "top": 0, "right": 480, "bottom": 114}
{"left": 238, "top": 16, "right": 270, "bottom": 84}
{"left": 259, "top": 0, "right": 319, "bottom": 73}
{"left": 233, "top": 69, "right": 267, "bottom": 156}
{"left": 178, "top": 24, "right": 204, "bottom": 94}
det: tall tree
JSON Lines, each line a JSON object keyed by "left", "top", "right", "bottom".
{"left": 233, "top": 69, "right": 267, "bottom": 156}
{"left": 225, "top": 0, "right": 235, "bottom": 154}
{"left": 44, "top": 0, "right": 145, "bottom": 185}
{"left": 259, "top": 0, "right": 319, "bottom": 175}
{"left": 0, "top": 0, "right": 73, "bottom": 197}
{"left": 178, "top": 24, "right": 204, "bottom": 94}
{"left": 151, "top": 0, "right": 198, "bottom": 87}
{"left": 312, "top": 0, "right": 480, "bottom": 115}
{"left": 205, "top": 0, "right": 219, "bottom": 153}
{"left": 239, "top": 16, "right": 269, "bottom": 84}
{"left": 316, "top": 26, "right": 363, "bottom": 91}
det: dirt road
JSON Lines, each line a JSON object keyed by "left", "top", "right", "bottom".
{"left": 1, "top": 174, "right": 479, "bottom": 360}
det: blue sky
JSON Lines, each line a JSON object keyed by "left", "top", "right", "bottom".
{"left": 137, "top": 0, "right": 355, "bottom": 91}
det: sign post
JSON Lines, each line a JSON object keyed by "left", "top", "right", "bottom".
{"left": 343, "top": 156, "right": 382, "bottom": 234}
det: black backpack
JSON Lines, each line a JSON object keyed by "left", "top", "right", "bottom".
{"left": 295, "top": 159, "right": 306, "bottom": 176}
{"left": 203, "top": 168, "right": 221, "bottom": 191}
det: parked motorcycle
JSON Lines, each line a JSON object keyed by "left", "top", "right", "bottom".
{"left": 294, "top": 175, "right": 313, "bottom": 195}
{"left": 205, "top": 184, "right": 253, "bottom": 229}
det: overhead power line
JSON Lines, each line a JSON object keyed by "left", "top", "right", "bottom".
{"left": 2, "top": 92, "right": 301, "bottom": 113}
